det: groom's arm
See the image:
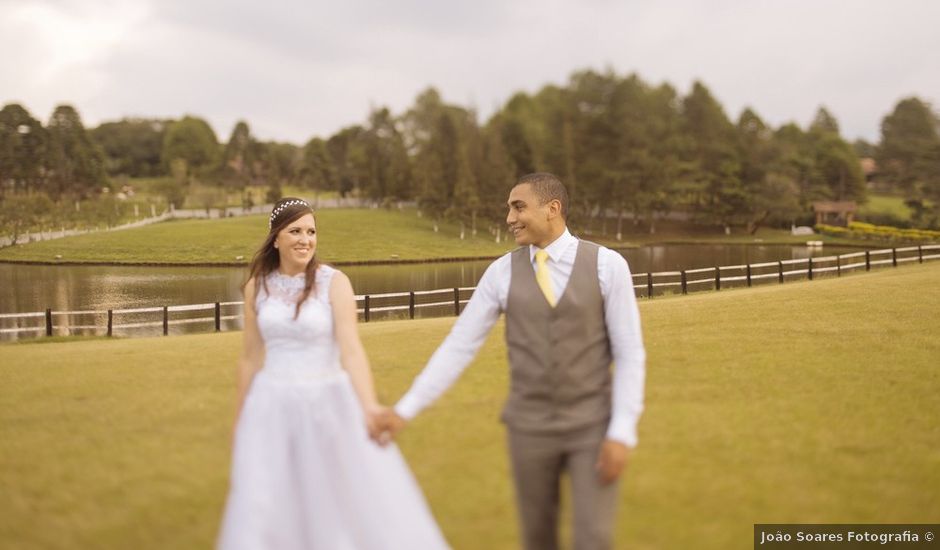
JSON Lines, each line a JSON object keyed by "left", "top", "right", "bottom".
{"left": 394, "top": 255, "right": 508, "bottom": 421}
{"left": 595, "top": 248, "right": 646, "bottom": 484}
{"left": 601, "top": 248, "right": 647, "bottom": 449}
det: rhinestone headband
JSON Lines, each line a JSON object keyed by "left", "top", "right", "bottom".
{"left": 269, "top": 199, "right": 310, "bottom": 229}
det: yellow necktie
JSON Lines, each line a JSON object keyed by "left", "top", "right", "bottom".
{"left": 534, "top": 249, "right": 557, "bottom": 307}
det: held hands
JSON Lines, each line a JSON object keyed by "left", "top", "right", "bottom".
{"left": 595, "top": 439, "right": 630, "bottom": 485}
{"left": 365, "top": 405, "right": 407, "bottom": 447}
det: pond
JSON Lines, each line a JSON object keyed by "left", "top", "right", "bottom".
{"left": 0, "top": 243, "right": 866, "bottom": 340}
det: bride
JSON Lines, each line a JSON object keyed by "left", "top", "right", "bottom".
{"left": 217, "top": 198, "right": 449, "bottom": 550}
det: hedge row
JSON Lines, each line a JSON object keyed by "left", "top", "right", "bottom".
{"left": 815, "top": 222, "right": 940, "bottom": 242}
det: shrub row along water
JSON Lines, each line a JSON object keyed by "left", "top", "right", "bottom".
{"left": 815, "top": 222, "right": 940, "bottom": 242}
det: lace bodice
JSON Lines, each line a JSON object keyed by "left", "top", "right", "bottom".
{"left": 255, "top": 265, "right": 341, "bottom": 378}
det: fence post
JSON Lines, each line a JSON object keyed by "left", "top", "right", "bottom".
{"left": 918, "top": 245, "right": 923, "bottom": 263}
{"left": 647, "top": 273, "right": 653, "bottom": 299}
{"left": 163, "top": 306, "right": 169, "bottom": 336}
{"left": 364, "top": 296, "right": 370, "bottom": 322}
{"left": 808, "top": 258, "right": 814, "bottom": 281}
{"left": 409, "top": 291, "right": 415, "bottom": 320}
{"left": 715, "top": 267, "right": 721, "bottom": 291}
{"left": 892, "top": 247, "right": 897, "bottom": 267}
{"left": 865, "top": 250, "right": 871, "bottom": 271}
{"left": 45, "top": 308, "right": 52, "bottom": 337}
{"left": 107, "top": 309, "right": 113, "bottom": 337}
{"left": 778, "top": 261, "right": 784, "bottom": 284}
{"left": 837, "top": 255, "right": 841, "bottom": 276}
{"left": 215, "top": 302, "right": 221, "bottom": 332}
{"left": 681, "top": 270, "right": 688, "bottom": 295}
{"left": 746, "top": 264, "right": 752, "bottom": 287}
{"left": 453, "top": 288, "right": 460, "bottom": 316}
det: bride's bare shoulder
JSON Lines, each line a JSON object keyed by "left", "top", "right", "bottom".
{"left": 243, "top": 276, "right": 263, "bottom": 303}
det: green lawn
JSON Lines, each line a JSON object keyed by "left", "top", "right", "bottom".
{"left": 1, "top": 207, "right": 881, "bottom": 265}
{"left": 2, "top": 262, "right": 938, "bottom": 549}
{"left": 0, "top": 208, "right": 513, "bottom": 264}
{"left": 859, "top": 193, "right": 914, "bottom": 221}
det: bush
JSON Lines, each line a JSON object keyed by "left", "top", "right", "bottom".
{"left": 152, "top": 178, "right": 187, "bottom": 209}
{"left": 815, "top": 222, "right": 940, "bottom": 242}
{"left": 0, "top": 194, "right": 55, "bottom": 244}
{"left": 857, "top": 212, "right": 913, "bottom": 229}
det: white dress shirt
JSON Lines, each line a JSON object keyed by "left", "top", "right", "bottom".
{"left": 395, "top": 228, "right": 646, "bottom": 447}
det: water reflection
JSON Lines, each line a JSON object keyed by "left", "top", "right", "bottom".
{"left": 618, "top": 243, "right": 832, "bottom": 272}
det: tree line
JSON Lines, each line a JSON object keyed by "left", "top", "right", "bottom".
{"left": 2, "top": 68, "right": 939, "bottom": 234}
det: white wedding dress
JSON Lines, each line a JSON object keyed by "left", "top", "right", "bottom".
{"left": 217, "top": 265, "right": 449, "bottom": 550}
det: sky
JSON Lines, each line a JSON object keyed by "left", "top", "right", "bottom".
{"left": 2, "top": 0, "right": 938, "bottom": 145}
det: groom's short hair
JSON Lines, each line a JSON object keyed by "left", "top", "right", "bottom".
{"left": 517, "top": 173, "right": 569, "bottom": 219}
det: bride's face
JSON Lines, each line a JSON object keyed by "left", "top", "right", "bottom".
{"left": 275, "top": 213, "right": 317, "bottom": 268}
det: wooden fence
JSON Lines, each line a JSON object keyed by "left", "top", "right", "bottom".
{"left": 2, "top": 244, "right": 938, "bottom": 341}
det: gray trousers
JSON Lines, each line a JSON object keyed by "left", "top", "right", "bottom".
{"left": 507, "top": 422, "right": 620, "bottom": 550}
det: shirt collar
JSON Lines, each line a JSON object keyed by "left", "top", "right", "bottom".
{"left": 529, "top": 228, "right": 575, "bottom": 263}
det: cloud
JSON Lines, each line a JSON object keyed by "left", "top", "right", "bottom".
{"left": 1, "top": 0, "right": 938, "bottom": 143}
{"left": 0, "top": 0, "right": 150, "bottom": 123}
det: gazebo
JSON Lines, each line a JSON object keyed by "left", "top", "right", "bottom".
{"left": 812, "top": 201, "right": 857, "bottom": 226}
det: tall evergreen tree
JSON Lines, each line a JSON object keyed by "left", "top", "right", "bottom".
{"left": 681, "top": 82, "right": 743, "bottom": 228}
{"left": 499, "top": 102, "right": 535, "bottom": 177}
{"left": 876, "top": 97, "right": 940, "bottom": 226}
{"left": 221, "top": 121, "right": 255, "bottom": 184}
{"left": 403, "top": 88, "right": 466, "bottom": 228}
{"left": 325, "top": 125, "right": 366, "bottom": 197}
{"left": 772, "top": 123, "right": 820, "bottom": 210}
{"left": 452, "top": 109, "right": 483, "bottom": 236}
{"left": 46, "top": 105, "right": 107, "bottom": 199}
{"left": 810, "top": 106, "right": 840, "bottom": 134}
{"left": 737, "top": 108, "right": 801, "bottom": 232}
{"left": 161, "top": 116, "right": 220, "bottom": 177}
{"left": 606, "top": 73, "right": 687, "bottom": 236}
{"left": 566, "top": 69, "right": 622, "bottom": 233}
{"left": 360, "top": 108, "right": 412, "bottom": 202}
{"left": 639, "top": 83, "right": 686, "bottom": 234}
{"left": 499, "top": 92, "right": 538, "bottom": 175}
{"left": 515, "top": 85, "right": 580, "bottom": 216}
{"left": 808, "top": 108, "right": 866, "bottom": 202}
{"left": 300, "top": 137, "right": 336, "bottom": 195}
{"left": 853, "top": 139, "right": 876, "bottom": 158}
{"left": 221, "top": 120, "right": 267, "bottom": 204}
{"left": 90, "top": 118, "right": 166, "bottom": 178}
{"left": 478, "top": 117, "right": 517, "bottom": 237}
{"left": 263, "top": 142, "right": 301, "bottom": 189}
{"left": 0, "top": 103, "right": 47, "bottom": 194}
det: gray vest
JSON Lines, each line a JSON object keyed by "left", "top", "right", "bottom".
{"left": 501, "top": 240, "right": 613, "bottom": 434}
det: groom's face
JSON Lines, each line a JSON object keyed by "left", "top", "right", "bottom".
{"left": 506, "top": 183, "right": 551, "bottom": 246}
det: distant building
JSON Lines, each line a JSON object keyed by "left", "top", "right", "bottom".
{"left": 860, "top": 157, "right": 876, "bottom": 179}
{"left": 860, "top": 157, "right": 896, "bottom": 192}
{"left": 812, "top": 201, "right": 858, "bottom": 226}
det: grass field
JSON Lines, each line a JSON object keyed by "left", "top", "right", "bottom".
{"left": 1, "top": 262, "right": 938, "bottom": 549}
{"left": 858, "top": 193, "right": 914, "bottom": 221}
{"left": 1, "top": 206, "right": 885, "bottom": 265}
{"left": 0, "top": 208, "right": 513, "bottom": 264}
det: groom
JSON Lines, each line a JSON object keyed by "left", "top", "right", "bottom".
{"left": 382, "top": 172, "right": 646, "bottom": 550}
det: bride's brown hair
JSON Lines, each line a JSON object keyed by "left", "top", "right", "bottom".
{"left": 245, "top": 198, "right": 320, "bottom": 319}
